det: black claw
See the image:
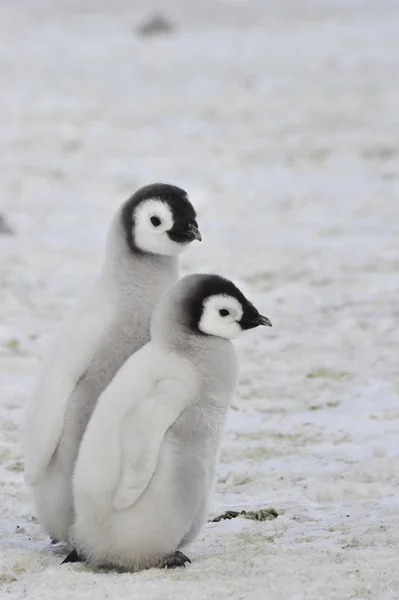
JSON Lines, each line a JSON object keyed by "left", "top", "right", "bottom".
{"left": 162, "top": 550, "right": 191, "bottom": 569}
{"left": 61, "top": 549, "right": 83, "bottom": 565}
{"left": 175, "top": 550, "right": 191, "bottom": 564}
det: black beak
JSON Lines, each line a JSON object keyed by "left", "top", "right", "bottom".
{"left": 256, "top": 315, "right": 272, "bottom": 327}
{"left": 240, "top": 313, "right": 272, "bottom": 330}
{"left": 168, "top": 220, "right": 202, "bottom": 243}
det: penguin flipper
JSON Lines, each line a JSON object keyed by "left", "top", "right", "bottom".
{"left": 24, "top": 282, "right": 115, "bottom": 486}
{"left": 112, "top": 378, "right": 193, "bottom": 511}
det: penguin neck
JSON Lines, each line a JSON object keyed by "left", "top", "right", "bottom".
{"left": 153, "top": 317, "right": 232, "bottom": 377}
{"left": 100, "top": 212, "right": 178, "bottom": 289}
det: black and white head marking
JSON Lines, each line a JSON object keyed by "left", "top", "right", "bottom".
{"left": 184, "top": 274, "right": 272, "bottom": 340}
{"left": 121, "top": 183, "right": 201, "bottom": 256}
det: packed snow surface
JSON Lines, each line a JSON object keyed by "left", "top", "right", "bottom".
{"left": 1, "top": 1, "right": 399, "bottom": 598}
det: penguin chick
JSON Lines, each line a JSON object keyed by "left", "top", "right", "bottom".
{"left": 69, "top": 273, "right": 271, "bottom": 571}
{"left": 24, "top": 183, "right": 201, "bottom": 544}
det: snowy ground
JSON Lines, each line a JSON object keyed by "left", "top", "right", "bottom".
{"left": 1, "top": 1, "right": 399, "bottom": 598}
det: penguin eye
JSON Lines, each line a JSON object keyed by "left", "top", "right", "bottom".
{"left": 150, "top": 216, "right": 162, "bottom": 227}
{"left": 219, "top": 309, "right": 230, "bottom": 317}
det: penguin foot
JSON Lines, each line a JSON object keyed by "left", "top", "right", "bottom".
{"left": 161, "top": 550, "right": 191, "bottom": 569}
{"left": 61, "top": 549, "right": 84, "bottom": 565}
{"left": 50, "top": 536, "right": 59, "bottom": 545}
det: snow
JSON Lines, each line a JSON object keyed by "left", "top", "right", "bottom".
{"left": 1, "top": 0, "right": 399, "bottom": 598}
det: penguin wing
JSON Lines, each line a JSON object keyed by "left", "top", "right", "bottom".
{"left": 24, "top": 283, "right": 114, "bottom": 487}
{"left": 112, "top": 377, "right": 193, "bottom": 511}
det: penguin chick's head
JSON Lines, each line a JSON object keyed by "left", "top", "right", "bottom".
{"left": 122, "top": 183, "right": 201, "bottom": 256}
{"left": 183, "top": 274, "right": 272, "bottom": 340}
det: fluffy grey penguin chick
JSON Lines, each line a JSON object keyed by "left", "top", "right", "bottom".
{"left": 24, "top": 183, "right": 201, "bottom": 544}
{"left": 67, "top": 273, "right": 271, "bottom": 571}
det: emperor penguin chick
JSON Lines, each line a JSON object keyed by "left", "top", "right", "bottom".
{"left": 69, "top": 274, "right": 272, "bottom": 571}
{"left": 24, "top": 183, "right": 201, "bottom": 544}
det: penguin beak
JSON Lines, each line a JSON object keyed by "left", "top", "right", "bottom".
{"left": 188, "top": 224, "right": 202, "bottom": 241}
{"left": 240, "top": 313, "right": 272, "bottom": 330}
{"left": 168, "top": 220, "right": 202, "bottom": 243}
{"left": 256, "top": 315, "right": 272, "bottom": 327}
